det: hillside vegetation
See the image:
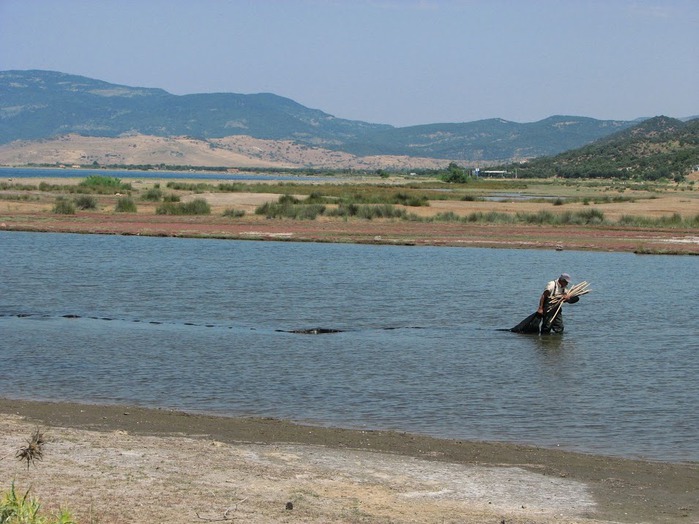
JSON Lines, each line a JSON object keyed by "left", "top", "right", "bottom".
{"left": 504, "top": 116, "right": 699, "bottom": 181}
{"left": 1, "top": 70, "right": 639, "bottom": 161}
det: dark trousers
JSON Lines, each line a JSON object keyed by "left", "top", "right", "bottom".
{"left": 541, "top": 302, "right": 564, "bottom": 334}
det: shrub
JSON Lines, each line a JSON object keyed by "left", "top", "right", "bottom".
{"left": 141, "top": 188, "right": 163, "bottom": 201}
{"left": 392, "top": 192, "right": 429, "bottom": 206}
{"left": 355, "top": 204, "right": 407, "bottom": 220}
{"left": 115, "top": 197, "right": 137, "bottom": 213}
{"left": 576, "top": 208, "right": 605, "bottom": 224}
{"left": 460, "top": 194, "right": 481, "bottom": 201}
{"left": 52, "top": 198, "right": 76, "bottom": 214}
{"left": 278, "top": 194, "right": 300, "bottom": 205}
{"left": 516, "top": 210, "right": 556, "bottom": 224}
{"left": 305, "top": 191, "right": 330, "bottom": 204}
{"left": 163, "top": 194, "right": 180, "bottom": 202}
{"left": 326, "top": 202, "right": 359, "bottom": 217}
{"left": 433, "top": 211, "right": 461, "bottom": 222}
{"left": 254, "top": 195, "right": 325, "bottom": 219}
{"left": 255, "top": 200, "right": 325, "bottom": 219}
{"left": 78, "top": 175, "right": 131, "bottom": 193}
{"left": 223, "top": 208, "right": 245, "bottom": 218}
{"left": 74, "top": 195, "right": 97, "bottom": 210}
{"left": 297, "top": 204, "right": 325, "bottom": 219}
{"left": 166, "top": 181, "right": 213, "bottom": 191}
{"left": 0, "top": 483, "right": 75, "bottom": 524}
{"left": 465, "top": 211, "right": 513, "bottom": 223}
{"left": 156, "top": 198, "right": 211, "bottom": 215}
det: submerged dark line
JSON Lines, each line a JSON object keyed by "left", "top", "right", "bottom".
{"left": 2, "top": 311, "right": 429, "bottom": 334}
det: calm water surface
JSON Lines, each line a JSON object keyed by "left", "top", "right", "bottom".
{"left": 1, "top": 231, "right": 697, "bottom": 463}
{"left": 0, "top": 166, "right": 328, "bottom": 182}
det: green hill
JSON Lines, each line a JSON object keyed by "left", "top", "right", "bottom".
{"left": 505, "top": 116, "right": 699, "bottom": 181}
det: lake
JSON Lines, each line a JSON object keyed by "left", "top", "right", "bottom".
{"left": 0, "top": 166, "right": 323, "bottom": 182}
{"left": 1, "top": 231, "right": 697, "bottom": 463}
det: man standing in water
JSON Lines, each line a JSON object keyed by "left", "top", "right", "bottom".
{"left": 538, "top": 273, "right": 576, "bottom": 334}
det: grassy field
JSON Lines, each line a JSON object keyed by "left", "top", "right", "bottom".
{"left": 1, "top": 173, "right": 698, "bottom": 254}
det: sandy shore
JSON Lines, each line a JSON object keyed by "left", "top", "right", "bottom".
{"left": 1, "top": 399, "right": 697, "bottom": 523}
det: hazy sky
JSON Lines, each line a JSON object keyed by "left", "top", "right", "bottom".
{"left": 1, "top": 0, "right": 697, "bottom": 127}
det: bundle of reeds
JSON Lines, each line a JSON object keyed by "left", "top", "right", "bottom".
{"left": 547, "top": 281, "right": 591, "bottom": 322}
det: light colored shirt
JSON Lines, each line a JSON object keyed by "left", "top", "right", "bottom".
{"left": 545, "top": 279, "right": 568, "bottom": 298}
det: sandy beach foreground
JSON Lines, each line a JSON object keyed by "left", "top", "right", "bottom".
{"left": 0, "top": 399, "right": 696, "bottom": 523}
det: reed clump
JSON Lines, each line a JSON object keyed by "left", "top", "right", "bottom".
{"left": 141, "top": 188, "right": 163, "bottom": 201}
{"left": 78, "top": 175, "right": 132, "bottom": 194}
{"left": 52, "top": 198, "right": 76, "bottom": 214}
{"left": 74, "top": 195, "right": 97, "bottom": 210}
{"left": 223, "top": 208, "right": 245, "bottom": 218}
{"left": 156, "top": 198, "right": 211, "bottom": 215}
{"left": 114, "top": 196, "right": 137, "bottom": 213}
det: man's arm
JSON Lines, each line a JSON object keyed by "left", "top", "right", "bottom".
{"left": 537, "top": 290, "right": 550, "bottom": 315}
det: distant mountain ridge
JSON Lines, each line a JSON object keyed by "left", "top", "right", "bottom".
{"left": 0, "top": 69, "right": 675, "bottom": 162}
{"left": 0, "top": 70, "right": 388, "bottom": 145}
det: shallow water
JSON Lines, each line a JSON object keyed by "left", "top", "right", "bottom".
{"left": 0, "top": 166, "right": 324, "bottom": 182}
{"left": 1, "top": 231, "right": 697, "bottom": 462}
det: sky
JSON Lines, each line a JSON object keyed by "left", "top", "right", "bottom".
{"left": 1, "top": 0, "right": 697, "bottom": 127}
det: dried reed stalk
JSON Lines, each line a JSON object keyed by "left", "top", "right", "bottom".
{"left": 16, "top": 428, "right": 45, "bottom": 468}
{"left": 547, "top": 281, "right": 591, "bottom": 322}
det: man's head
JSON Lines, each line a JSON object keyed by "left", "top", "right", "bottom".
{"left": 559, "top": 273, "right": 572, "bottom": 285}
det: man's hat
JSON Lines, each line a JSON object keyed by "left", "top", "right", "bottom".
{"left": 560, "top": 273, "right": 572, "bottom": 283}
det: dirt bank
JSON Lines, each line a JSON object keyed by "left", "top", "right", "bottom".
{"left": 1, "top": 211, "right": 698, "bottom": 255}
{"left": 1, "top": 399, "right": 697, "bottom": 523}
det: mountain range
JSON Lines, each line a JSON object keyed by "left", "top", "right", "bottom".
{"left": 0, "top": 70, "right": 652, "bottom": 164}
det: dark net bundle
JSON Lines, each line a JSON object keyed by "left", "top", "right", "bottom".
{"left": 509, "top": 311, "right": 542, "bottom": 334}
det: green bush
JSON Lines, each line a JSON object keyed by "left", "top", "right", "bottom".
{"left": 432, "top": 211, "right": 461, "bottom": 222}
{"left": 78, "top": 175, "right": 131, "bottom": 193}
{"left": 576, "top": 208, "right": 605, "bottom": 224}
{"left": 278, "top": 194, "right": 301, "bottom": 205}
{"left": 141, "top": 188, "right": 163, "bottom": 201}
{"left": 254, "top": 195, "right": 326, "bottom": 219}
{"left": 80, "top": 175, "right": 122, "bottom": 187}
{"left": 74, "top": 195, "right": 97, "bottom": 210}
{"left": 466, "top": 211, "right": 514, "bottom": 223}
{"left": 115, "top": 197, "right": 137, "bottom": 213}
{"left": 326, "top": 202, "right": 360, "bottom": 217}
{"left": 163, "top": 194, "right": 180, "bottom": 202}
{"left": 355, "top": 204, "right": 407, "bottom": 220}
{"left": 156, "top": 198, "right": 211, "bottom": 215}
{"left": 52, "top": 198, "right": 76, "bottom": 214}
{"left": 392, "top": 192, "right": 429, "bottom": 207}
{"left": 255, "top": 200, "right": 325, "bottom": 219}
{"left": 1, "top": 483, "right": 75, "bottom": 524}
{"left": 460, "top": 194, "right": 482, "bottom": 201}
{"left": 223, "top": 208, "right": 245, "bottom": 218}
{"left": 305, "top": 192, "right": 331, "bottom": 204}
{"left": 166, "top": 181, "right": 214, "bottom": 192}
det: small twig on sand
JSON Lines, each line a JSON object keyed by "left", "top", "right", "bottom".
{"left": 195, "top": 498, "right": 248, "bottom": 522}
